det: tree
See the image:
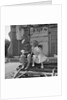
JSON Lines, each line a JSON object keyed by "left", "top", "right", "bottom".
{"left": 5, "top": 39, "right": 10, "bottom": 57}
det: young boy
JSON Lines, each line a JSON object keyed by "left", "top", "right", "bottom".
{"left": 17, "top": 50, "right": 27, "bottom": 70}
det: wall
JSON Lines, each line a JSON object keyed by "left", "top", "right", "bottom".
{"left": 7, "top": 24, "right": 57, "bottom": 57}
{"left": 48, "top": 25, "right": 57, "bottom": 56}
{"left": 30, "top": 26, "right": 48, "bottom": 56}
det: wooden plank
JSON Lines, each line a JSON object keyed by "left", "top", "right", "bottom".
{"left": 30, "top": 37, "right": 48, "bottom": 43}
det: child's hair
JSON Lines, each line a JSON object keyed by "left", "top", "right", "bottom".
{"left": 38, "top": 44, "right": 43, "bottom": 50}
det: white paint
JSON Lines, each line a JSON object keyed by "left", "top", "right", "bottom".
{"left": 5, "top": 26, "right": 10, "bottom": 41}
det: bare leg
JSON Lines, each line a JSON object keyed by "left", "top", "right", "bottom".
{"left": 41, "top": 63, "right": 44, "bottom": 69}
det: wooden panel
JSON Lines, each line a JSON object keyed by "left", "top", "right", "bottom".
{"left": 30, "top": 26, "right": 48, "bottom": 55}
{"left": 30, "top": 37, "right": 48, "bottom": 43}
{"left": 30, "top": 27, "right": 48, "bottom": 34}
{"left": 31, "top": 33, "right": 48, "bottom": 37}
{"left": 48, "top": 27, "right": 57, "bottom": 56}
{"left": 40, "top": 42, "right": 48, "bottom": 55}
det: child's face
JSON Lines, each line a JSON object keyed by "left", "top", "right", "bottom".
{"left": 39, "top": 48, "right": 43, "bottom": 53}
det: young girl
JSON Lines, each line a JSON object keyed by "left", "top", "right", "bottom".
{"left": 32, "top": 45, "right": 47, "bottom": 69}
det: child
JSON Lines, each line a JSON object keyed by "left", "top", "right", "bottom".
{"left": 32, "top": 44, "right": 47, "bottom": 69}
{"left": 25, "top": 40, "right": 39, "bottom": 69}
{"left": 18, "top": 50, "right": 27, "bottom": 69}
{"left": 14, "top": 50, "right": 27, "bottom": 78}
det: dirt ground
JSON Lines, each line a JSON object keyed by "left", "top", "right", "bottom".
{"left": 5, "top": 62, "right": 21, "bottom": 79}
